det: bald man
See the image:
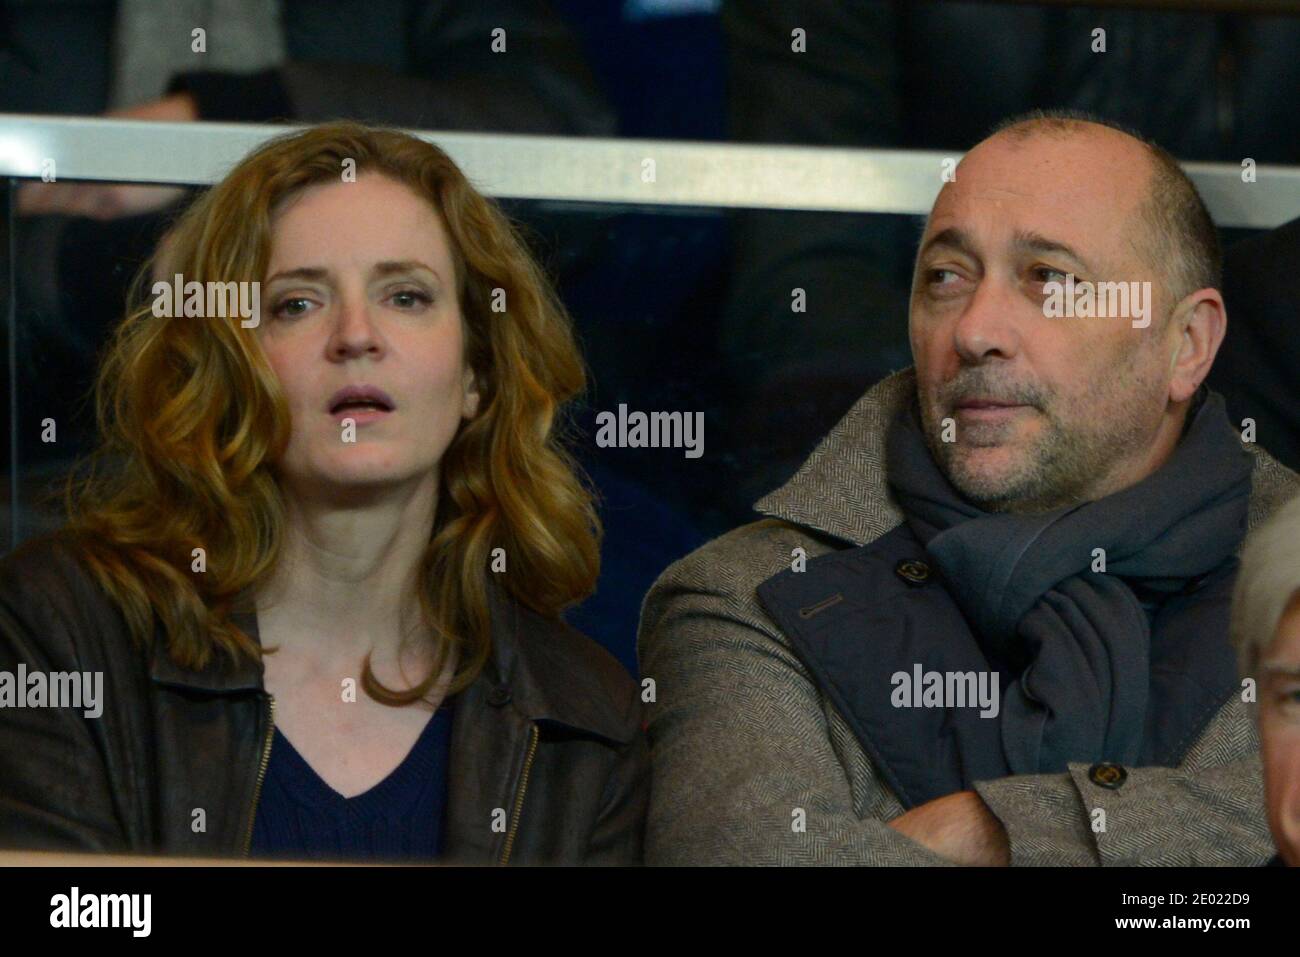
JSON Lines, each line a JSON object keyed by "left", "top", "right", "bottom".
{"left": 638, "top": 110, "right": 1300, "bottom": 865}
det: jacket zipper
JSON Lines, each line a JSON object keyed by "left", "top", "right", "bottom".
{"left": 242, "top": 693, "right": 276, "bottom": 857}
{"left": 499, "top": 722, "right": 539, "bottom": 865}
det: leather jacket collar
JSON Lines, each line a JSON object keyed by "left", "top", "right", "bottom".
{"left": 141, "top": 578, "right": 641, "bottom": 864}
{"left": 146, "top": 582, "right": 635, "bottom": 746}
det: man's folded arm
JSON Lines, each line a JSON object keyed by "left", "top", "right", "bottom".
{"left": 971, "top": 697, "right": 1274, "bottom": 866}
{"left": 637, "top": 547, "right": 950, "bottom": 866}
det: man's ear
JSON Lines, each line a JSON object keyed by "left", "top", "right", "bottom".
{"left": 1167, "top": 288, "right": 1226, "bottom": 404}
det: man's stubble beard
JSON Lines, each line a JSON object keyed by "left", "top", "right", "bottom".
{"left": 919, "top": 344, "right": 1166, "bottom": 514}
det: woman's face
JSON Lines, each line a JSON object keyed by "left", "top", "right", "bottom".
{"left": 257, "top": 172, "right": 479, "bottom": 500}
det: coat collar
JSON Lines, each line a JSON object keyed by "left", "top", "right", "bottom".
{"left": 148, "top": 580, "right": 635, "bottom": 744}
{"left": 754, "top": 367, "right": 913, "bottom": 546}
{"left": 754, "top": 365, "right": 1300, "bottom": 546}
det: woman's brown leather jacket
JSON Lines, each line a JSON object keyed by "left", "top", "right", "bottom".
{"left": 0, "top": 531, "right": 647, "bottom": 864}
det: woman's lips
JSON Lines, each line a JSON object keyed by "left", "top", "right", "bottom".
{"left": 330, "top": 406, "right": 392, "bottom": 425}
{"left": 326, "top": 385, "right": 396, "bottom": 414}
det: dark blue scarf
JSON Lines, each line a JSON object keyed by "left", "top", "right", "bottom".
{"left": 885, "top": 387, "right": 1252, "bottom": 776}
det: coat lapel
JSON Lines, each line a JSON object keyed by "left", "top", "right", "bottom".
{"left": 756, "top": 524, "right": 1008, "bottom": 809}
{"left": 146, "top": 580, "right": 632, "bottom": 862}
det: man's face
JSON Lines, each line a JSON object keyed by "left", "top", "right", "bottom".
{"left": 1261, "top": 595, "right": 1300, "bottom": 866}
{"left": 909, "top": 128, "right": 1178, "bottom": 512}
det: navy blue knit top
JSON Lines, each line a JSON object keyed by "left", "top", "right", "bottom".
{"left": 248, "top": 702, "right": 454, "bottom": 863}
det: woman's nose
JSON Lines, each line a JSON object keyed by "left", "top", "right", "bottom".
{"left": 328, "top": 299, "right": 383, "bottom": 358}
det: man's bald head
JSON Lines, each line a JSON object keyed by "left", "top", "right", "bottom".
{"left": 909, "top": 109, "right": 1229, "bottom": 513}
{"left": 989, "top": 110, "right": 1221, "bottom": 310}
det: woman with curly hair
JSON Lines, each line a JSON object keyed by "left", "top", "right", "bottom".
{"left": 0, "top": 121, "right": 646, "bottom": 864}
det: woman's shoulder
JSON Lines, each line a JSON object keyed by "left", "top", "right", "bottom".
{"left": 0, "top": 528, "right": 107, "bottom": 604}
{"left": 493, "top": 590, "right": 642, "bottom": 744}
{"left": 0, "top": 529, "right": 137, "bottom": 666}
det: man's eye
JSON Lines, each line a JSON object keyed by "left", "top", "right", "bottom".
{"left": 271, "top": 297, "right": 312, "bottom": 319}
{"left": 928, "top": 268, "right": 960, "bottom": 285}
{"left": 1033, "top": 266, "right": 1069, "bottom": 285}
{"left": 1272, "top": 684, "right": 1300, "bottom": 714}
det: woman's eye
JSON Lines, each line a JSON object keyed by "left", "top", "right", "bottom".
{"left": 271, "top": 297, "right": 312, "bottom": 319}
{"left": 390, "top": 289, "right": 432, "bottom": 309}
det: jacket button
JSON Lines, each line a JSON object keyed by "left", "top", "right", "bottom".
{"left": 488, "top": 685, "right": 512, "bottom": 707}
{"left": 1088, "top": 762, "right": 1128, "bottom": 789}
{"left": 895, "top": 559, "right": 930, "bottom": 585}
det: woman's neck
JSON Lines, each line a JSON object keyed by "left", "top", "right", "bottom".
{"left": 256, "top": 475, "right": 438, "bottom": 662}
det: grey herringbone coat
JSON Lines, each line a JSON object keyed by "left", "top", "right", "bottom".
{"left": 638, "top": 367, "right": 1299, "bottom": 865}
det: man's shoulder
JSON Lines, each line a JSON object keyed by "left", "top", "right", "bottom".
{"left": 1245, "top": 442, "right": 1300, "bottom": 536}
{"left": 642, "top": 517, "right": 866, "bottom": 627}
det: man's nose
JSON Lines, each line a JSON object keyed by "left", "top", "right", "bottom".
{"left": 952, "top": 277, "right": 1022, "bottom": 364}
